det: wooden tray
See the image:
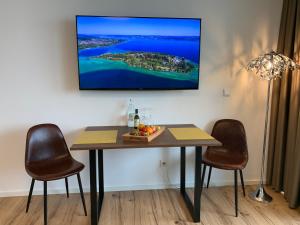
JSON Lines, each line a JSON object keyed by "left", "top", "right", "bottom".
{"left": 122, "top": 126, "right": 165, "bottom": 142}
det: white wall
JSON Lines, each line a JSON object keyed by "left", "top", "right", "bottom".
{"left": 0, "top": 0, "right": 282, "bottom": 196}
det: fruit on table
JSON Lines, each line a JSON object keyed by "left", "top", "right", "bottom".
{"left": 130, "top": 125, "right": 161, "bottom": 136}
{"left": 147, "top": 127, "right": 153, "bottom": 134}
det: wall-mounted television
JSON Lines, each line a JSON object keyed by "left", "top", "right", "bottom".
{"left": 76, "top": 16, "right": 201, "bottom": 90}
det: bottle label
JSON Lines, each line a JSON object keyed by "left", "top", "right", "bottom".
{"left": 128, "top": 113, "right": 135, "bottom": 127}
{"left": 128, "top": 113, "right": 134, "bottom": 120}
{"left": 134, "top": 119, "right": 140, "bottom": 128}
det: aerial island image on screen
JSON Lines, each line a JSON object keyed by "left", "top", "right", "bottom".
{"left": 77, "top": 16, "right": 201, "bottom": 89}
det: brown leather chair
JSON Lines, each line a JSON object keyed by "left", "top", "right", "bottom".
{"left": 25, "top": 124, "right": 87, "bottom": 225}
{"left": 201, "top": 119, "right": 248, "bottom": 217}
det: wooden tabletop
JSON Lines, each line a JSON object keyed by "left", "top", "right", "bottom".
{"left": 70, "top": 124, "right": 222, "bottom": 151}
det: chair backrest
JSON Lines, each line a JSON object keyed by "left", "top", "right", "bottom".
{"left": 210, "top": 119, "right": 248, "bottom": 155}
{"left": 25, "top": 124, "right": 70, "bottom": 166}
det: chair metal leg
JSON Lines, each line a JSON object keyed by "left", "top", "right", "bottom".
{"left": 77, "top": 173, "right": 87, "bottom": 216}
{"left": 201, "top": 164, "right": 207, "bottom": 190}
{"left": 26, "top": 179, "right": 35, "bottom": 213}
{"left": 65, "top": 177, "right": 69, "bottom": 198}
{"left": 234, "top": 170, "right": 238, "bottom": 217}
{"left": 207, "top": 166, "right": 212, "bottom": 188}
{"left": 239, "top": 170, "right": 246, "bottom": 197}
{"left": 44, "top": 181, "right": 47, "bottom": 225}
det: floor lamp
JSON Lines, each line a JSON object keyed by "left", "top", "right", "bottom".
{"left": 247, "top": 51, "right": 299, "bottom": 203}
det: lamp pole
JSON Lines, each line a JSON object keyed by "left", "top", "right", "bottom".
{"left": 247, "top": 50, "right": 299, "bottom": 203}
{"left": 249, "top": 79, "right": 273, "bottom": 203}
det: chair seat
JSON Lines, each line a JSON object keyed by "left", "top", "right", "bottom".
{"left": 203, "top": 146, "right": 247, "bottom": 170}
{"left": 26, "top": 158, "right": 84, "bottom": 181}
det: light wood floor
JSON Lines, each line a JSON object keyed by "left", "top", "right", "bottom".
{"left": 0, "top": 186, "right": 299, "bottom": 225}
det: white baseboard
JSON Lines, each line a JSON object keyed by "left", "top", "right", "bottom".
{"left": 0, "top": 179, "right": 259, "bottom": 198}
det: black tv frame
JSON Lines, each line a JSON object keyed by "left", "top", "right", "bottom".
{"left": 75, "top": 15, "right": 202, "bottom": 90}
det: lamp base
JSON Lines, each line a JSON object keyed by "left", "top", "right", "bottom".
{"left": 249, "top": 184, "right": 273, "bottom": 203}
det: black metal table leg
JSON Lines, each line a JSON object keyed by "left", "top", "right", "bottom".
{"left": 98, "top": 149, "right": 104, "bottom": 218}
{"left": 180, "top": 147, "right": 186, "bottom": 195}
{"left": 194, "top": 146, "right": 202, "bottom": 222}
{"left": 180, "top": 146, "right": 203, "bottom": 223}
{"left": 89, "top": 150, "right": 98, "bottom": 225}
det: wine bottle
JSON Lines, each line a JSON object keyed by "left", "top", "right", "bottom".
{"left": 127, "top": 99, "right": 135, "bottom": 127}
{"left": 134, "top": 109, "right": 140, "bottom": 130}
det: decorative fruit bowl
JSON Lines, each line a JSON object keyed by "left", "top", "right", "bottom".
{"left": 122, "top": 125, "right": 165, "bottom": 142}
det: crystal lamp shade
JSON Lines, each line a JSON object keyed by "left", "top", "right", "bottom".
{"left": 247, "top": 51, "right": 299, "bottom": 80}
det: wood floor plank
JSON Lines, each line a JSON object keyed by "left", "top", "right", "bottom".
{"left": 0, "top": 186, "right": 299, "bottom": 225}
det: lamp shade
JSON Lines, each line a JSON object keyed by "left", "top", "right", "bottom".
{"left": 247, "top": 51, "right": 298, "bottom": 80}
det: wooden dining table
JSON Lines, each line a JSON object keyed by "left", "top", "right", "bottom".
{"left": 70, "top": 124, "right": 221, "bottom": 225}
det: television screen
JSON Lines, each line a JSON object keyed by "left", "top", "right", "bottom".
{"left": 76, "top": 16, "right": 201, "bottom": 90}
